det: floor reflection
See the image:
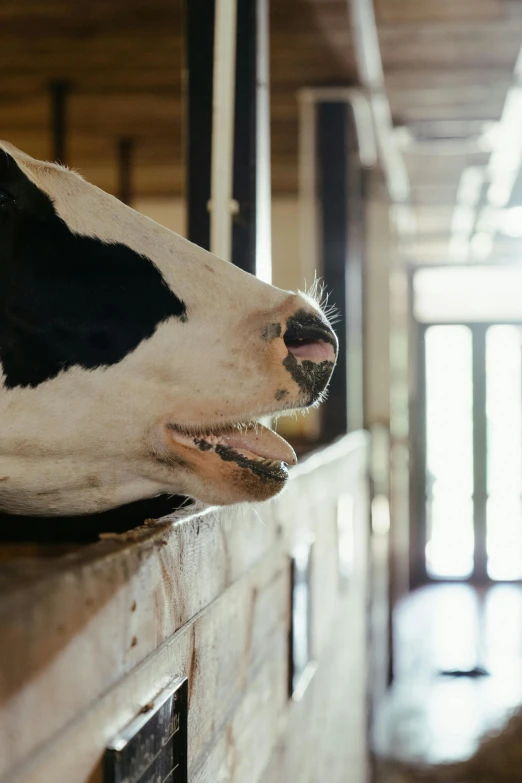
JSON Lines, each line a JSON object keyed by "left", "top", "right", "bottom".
{"left": 372, "top": 584, "right": 522, "bottom": 765}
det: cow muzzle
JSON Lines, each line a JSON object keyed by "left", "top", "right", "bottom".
{"left": 281, "top": 308, "right": 337, "bottom": 406}
{"left": 156, "top": 302, "right": 338, "bottom": 506}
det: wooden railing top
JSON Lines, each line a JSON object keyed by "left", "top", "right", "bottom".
{"left": 0, "top": 430, "right": 369, "bottom": 596}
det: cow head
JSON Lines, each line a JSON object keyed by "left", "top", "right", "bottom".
{"left": 0, "top": 141, "right": 337, "bottom": 516}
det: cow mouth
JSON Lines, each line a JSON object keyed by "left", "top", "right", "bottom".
{"left": 167, "top": 422, "right": 297, "bottom": 482}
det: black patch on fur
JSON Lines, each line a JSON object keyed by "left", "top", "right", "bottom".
{"left": 261, "top": 322, "right": 282, "bottom": 341}
{"left": 283, "top": 354, "right": 334, "bottom": 404}
{"left": 0, "top": 151, "right": 186, "bottom": 388}
{"left": 275, "top": 388, "right": 288, "bottom": 401}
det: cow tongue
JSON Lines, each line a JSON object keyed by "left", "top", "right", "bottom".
{"left": 217, "top": 424, "right": 297, "bottom": 465}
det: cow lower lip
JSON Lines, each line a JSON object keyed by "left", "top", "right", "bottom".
{"left": 167, "top": 422, "right": 297, "bottom": 473}
{"left": 212, "top": 443, "right": 290, "bottom": 481}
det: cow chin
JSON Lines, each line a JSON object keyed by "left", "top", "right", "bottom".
{"left": 187, "top": 455, "right": 289, "bottom": 506}
{"left": 159, "top": 421, "right": 297, "bottom": 505}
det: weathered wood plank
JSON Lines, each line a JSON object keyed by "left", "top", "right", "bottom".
{"left": 2, "top": 552, "right": 289, "bottom": 783}
{"left": 0, "top": 506, "right": 278, "bottom": 778}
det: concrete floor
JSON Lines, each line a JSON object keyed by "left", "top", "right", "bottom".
{"left": 372, "top": 583, "right": 522, "bottom": 766}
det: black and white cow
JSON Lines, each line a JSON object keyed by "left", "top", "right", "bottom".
{"left": 0, "top": 141, "right": 337, "bottom": 517}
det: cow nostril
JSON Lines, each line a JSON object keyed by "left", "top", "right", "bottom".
{"left": 285, "top": 336, "right": 336, "bottom": 363}
{"left": 283, "top": 312, "right": 337, "bottom": 363}
{"left": 283, "top": 314, "right": 336, "bottom": 349}
{"left": 284, "top": 336, "right": 318, "bottom": 351}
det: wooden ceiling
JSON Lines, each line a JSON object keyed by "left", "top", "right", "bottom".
{"left": 0, "top": 0, "right": 357, "bottom": 198}
{"left": 4, "top": 0, "right": 518, "bottom": 263}
{"left": 375, "top": 0, "right": 522, "bottom": 263}
{"left": 271, "top": 1, "right": 357, "bottom": 192}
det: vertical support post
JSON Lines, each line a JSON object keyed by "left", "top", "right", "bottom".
{"left": 232, "top": 0, "right": 257, "bottom": 274}
{"left": 185, "top": 0, "right": 215, "bottom": 251}
{"left": 254, "top": 0, "right": 272, "bottom": 283}
{"left": 346, "top": 105, "right": 365, "bottom": 433}
{"left": 50, "top": 80, "right": 71, "bottom": 165}
{"left": 316, "top": 101, "right": 365, "bottom": 441}
{"left": 316, "top": 102, "right": 348, "bottom": 440}
{"left": 186, "top": 0, "right": 271, "bottom": 275}
{"left": 185, "top": 0, "right": 238, "bottom": 262}
{"left": 473, "top": 324, "right": 488, "bottom": 581}
{"left": 210, "top": 0, "right": 238, "bottom": 261}
{"left": 117, "top": 137, "right": 134, "bottom": 206}
{"left": 232, "top": 0, "right": 272, "bottom": 278}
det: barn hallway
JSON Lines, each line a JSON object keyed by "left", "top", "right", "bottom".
{"left": 4, "top": 2, "right": 522, "bottom": 781}
{"left": 373, "top": 584, "right": 522, "bottom": 769}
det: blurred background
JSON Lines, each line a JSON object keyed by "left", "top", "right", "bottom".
{"left": 2, "top": 0, "right": 522, "bottom": 777}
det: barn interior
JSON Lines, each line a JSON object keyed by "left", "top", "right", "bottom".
{"left": 1, "top": 1, "right": 522, "bottom": 782}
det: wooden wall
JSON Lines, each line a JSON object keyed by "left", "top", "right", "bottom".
{"left": 0, "top": 433, "right": 370, "bottom": 783}
{"left": 0, "top": 0, "right": 358, "bottom": 198}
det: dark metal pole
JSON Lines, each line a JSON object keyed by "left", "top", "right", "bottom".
{"left": 232, "top": 0, "right": 272, "bottom": 280}
{"left": 49, "top": 80, "right": 71, "bottom": 166}
{"left": 186, "top": 0, "right": 270, "bottom": 274}
{"left": 231, "top": 0, "right": 258, "bottom": 274}
{"left": 316, "top": 101, "right": 365, "bottom": 441}
{"left": 345, "top": 108, "right": 365, "bottom": 432}
{"left": 316, "top": 102, "right": 349, "bottom": 440}
{"left": 117, "top": 137, "right": 134, "bottom": 206}
{"left": 185, "top": 0, "right": 215, "bottom": 251}
{"left": 252, "top": 0, "right": 272, "bottom": 281}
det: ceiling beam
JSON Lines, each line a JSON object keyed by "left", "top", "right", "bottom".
{"left": 348, "top": 0, "right": 410, "bottom": 205}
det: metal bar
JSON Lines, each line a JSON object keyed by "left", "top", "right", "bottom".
{"left": 298, "top": 87, "right": 376, "bottom": 437}
{"left": 231, "top": 0, "right": 272, "bottom": 279}
{"left": 185, "top": 0, "right": 215, "bottom": 251}
{"left": 316, "top": 102, "right": 365, "bottom": 441}
{"left": 210, "top": 0, "right": 238, "bottom": 261}
{"left": 187, "top": 0, "right": 268, "bottom": 274}
{"left": 117, "top": 137, "right": 134, "bottom": 206}
{"left": 231, "top": 0, "right": 257, "bottom": 274}
{"left": 254, "top": 0, "right": 272, "bottom": 283}
{"left": 346, "top": 107, "right": 365, "bottom": 433}
{"left": 473, "top": 324, "right": 488, "bottom": 581}
{"left": 49, "top": 80, "right": 70, "bottom": 165}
